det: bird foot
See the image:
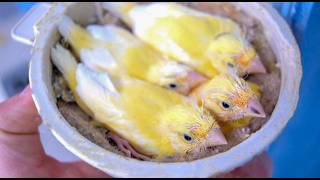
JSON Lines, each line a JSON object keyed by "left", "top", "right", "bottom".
{"left": 107, "top": 133, "right": 151, "bottom": 161}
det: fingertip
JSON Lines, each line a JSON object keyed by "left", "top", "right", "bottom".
{"left": 19, "top": 85, "right": 34, "bottom": 103}
{"left": 18, "top": 85, "right": 38, "bottom": 114}
{"left": 19, "top": 85, "right": 32, "bottom": 97}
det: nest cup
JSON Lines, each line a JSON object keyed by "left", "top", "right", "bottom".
{"left": 28, "top": 2, "right": 301, "bottom": 178}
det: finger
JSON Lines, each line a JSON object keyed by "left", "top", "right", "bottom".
{"left": 54, "top": 161, "right": 111, "bottom": 178}
{"left": 0, "top": 86, "right": 41, "bottom": 134}
{"left": 215, "top": 152, "right": 273, "bottom": 178}
{"left": 0, "top": 131, "right": 46, "bottom": 170}
{"left": 0, "top": 85, "right": 45, "bottom": 166}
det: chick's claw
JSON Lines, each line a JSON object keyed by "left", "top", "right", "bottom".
{"left": 107, "top": 133, "right": 151, "bottom": 161}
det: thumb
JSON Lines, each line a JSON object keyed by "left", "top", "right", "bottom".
{"left": 0, "top": 86, "right": 41, "bottom": 134}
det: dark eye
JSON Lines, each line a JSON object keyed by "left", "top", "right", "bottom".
{"left": 242, "top": 73, "right": 249, "bottom": 80}
{"left": 169, "top": 83, "right": 177, "bottom": 89}
{"left": 227, "top": 62, "right": 235, "bottom": 68}
{"left": 221, "top": 101, "right": 231, "bottom": 109}
{"left": 183, "top": 134, "right": 192, "bottom": 142}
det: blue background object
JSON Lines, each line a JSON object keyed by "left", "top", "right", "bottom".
{"left": 270, "top": 2, "right": 319, "bottom": 178}
{"left": 11, "top": 2, "right": 320, "bottom": 178}
{"left": 14, "top": 2, "right": 36, "bottom": 12}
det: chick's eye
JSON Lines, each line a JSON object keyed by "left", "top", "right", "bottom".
{"left": 227, "top": 62, "right": 235, "bottom": 68}
{"left": 169, "top": 83, "right": 177, "bottom": 89}
{"left": 221, "top": 101, "right": 231, "bottom": 109}
{"left": 183, "top": 134, "right": 192, "bottom": 142}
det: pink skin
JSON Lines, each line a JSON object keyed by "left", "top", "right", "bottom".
{"left": 0, "top": 85, "right": 271, "bottom": 178}
{"left": 107, "top": 133, "right": 151, "bottom": 161}
{"left": 247, "top": 98, "right": 266, "bottom": 118}
{"left": 216, "top": 152, "right": 272, "bottom": 178}
{"left": 177, "top": 71, "right": 208, "bottom": 95}
{"left": 206, "top": 128, "right": 228, "bottom": 146}
{"left": 0, "top": 86, "right": 109, "bottom": 178}
{"left": 219, "top": 97, "right": 266, "bottom": 122}
{"left": 186, "top": 71, "right": 208, "bottom": 90}
{"left": 109, "top": 128, "right": 227, "bottom": 160}
{"left": 245, "top": 56, "right": 267, "bottom": 74}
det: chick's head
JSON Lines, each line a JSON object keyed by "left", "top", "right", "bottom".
{"left": 193, "top": 74, "right": 266, "bottom": 122}
{"left": 159, "top": 102, "right": 226, "bottom": 157}
{"left": 237, "top": 46, "right": 266, "bottom": 75}
{"left": 207, "top": 33, "right": 266, "bottom": 76}
{"left": 148, "top": 61, "right": 207, "bottom": 95}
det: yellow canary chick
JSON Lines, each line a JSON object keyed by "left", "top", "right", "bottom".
{"left": 58, "top": 16, "right": 206, "bottom": 95}
{"left": 51, "top": 44, "right": 226, "bottom": 160}
{"left": 103, "top": 2, "right": 266, "bottom": 77}
{"left": 191, "top": 73, "right": 266, "bottom": 122}
{"left": 218, "top": 81, "right": 263, "bottom": 134}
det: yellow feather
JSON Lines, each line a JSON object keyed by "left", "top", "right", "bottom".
{"left": 248, "top": 81, "right": 262, "bottom": 98}
{"left": 59, "top": 17, "right": 202, "bottom": 94}
{"left": 104, "top": 2, "right": 259, "bottom": 77}
{"left": 85, "top": 72, "right": 219, "bottom": 159}
{"left": 218, "top": 81, "right": 261, "bottom": 133}
{"left": 142, "top": 14, "right": 237, "bottom": 77}
{"left": 51, "top": 43, "right": 221, "bottom": 160}
{"left": 191, "top": 73, "right": 264, "bottom": 122}
{"left": 100, "top": 3, "right": 265, "bottom": 121}
{"left": 221, "top": 118, "right": 250, "bottom": 134}
{"left": 220, "top": 80, "right": 263, "bottom": 133}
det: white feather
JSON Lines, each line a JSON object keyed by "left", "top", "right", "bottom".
{"left": 51, "top": 44, "right": 77, "bottom": 84}
{"left": 80, "top": 48, "right": 117, "bottom": 72}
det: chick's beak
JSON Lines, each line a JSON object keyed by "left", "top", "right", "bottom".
{"left": 206, "top": 128, "right": 227, "bottom": 146}
{"left": 185, "top": 71, "right": 208, "bottom": 91}
{"left": 246, "top": 56, "right": 267, "bottom": 74}
{"left": 247, "top": 98, "right": 266, "bottom": 118}
{"left": 176, "top": 71, "right": 207, "bottom": 95}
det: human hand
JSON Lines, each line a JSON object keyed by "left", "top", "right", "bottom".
{"left": 216, "top": 152, "right": 273, "bottom": 178}
{"left": 0, "top": 86, "right": 110, "bottom": 178}
{"left": 0, "top": 85, "right": 272, "bottom": 178}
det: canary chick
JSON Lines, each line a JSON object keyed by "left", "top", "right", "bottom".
{"left": 51, "top": 44, "right": 226, "bottom": 160}
{"left": 58, "top": 16, "right": 206, "bottom": 95}
{"left": 103, "top": 2, "right": 266, "bottom": 77}
{"left": 191, "top": 73, "right": 266, "bottom": 122}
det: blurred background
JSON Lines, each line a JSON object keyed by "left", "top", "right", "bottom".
{"left": 0, "top": 2, "right": 318, "bottom": 178}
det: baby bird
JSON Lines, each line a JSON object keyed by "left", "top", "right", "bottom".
{"left": 51, "top": 44, "right": 226, "bottom": 161}
{"left": 103, "top": 2, "right": 266, "bottom": 77}
{"left": 217, "top": 81, "right": 263, "bottom": 134}
{"left": 191, "top": 73, "right": 266, "bottom": 122}
{"left": 57, "top": 16, "right": 206, "bottom": 95}
{"left": 90, "top": 7, "right": 265, "bottom": 127}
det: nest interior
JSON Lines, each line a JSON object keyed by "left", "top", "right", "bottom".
{"left": 52, "top": 2, "right": 281, "bottom": 162}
